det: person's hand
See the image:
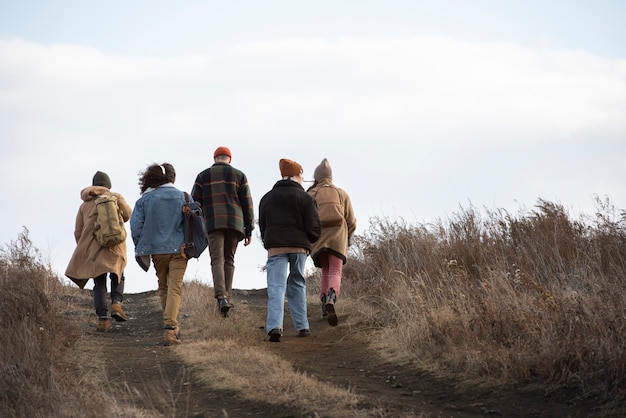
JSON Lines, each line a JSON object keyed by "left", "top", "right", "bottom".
{"left": 244, "top": 236, "right": 252, "bottom": 246}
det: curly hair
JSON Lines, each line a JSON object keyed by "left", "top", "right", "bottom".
{"left": 138, "top": 163, "right": 176, "bottom": 194}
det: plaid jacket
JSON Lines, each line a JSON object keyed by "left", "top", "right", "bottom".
{"left": 191, "top": 162, "right": 255, "bottom": 239}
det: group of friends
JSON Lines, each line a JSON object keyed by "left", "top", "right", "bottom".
{"left": 65, "top": 146, "right": 357, "bottom": 345}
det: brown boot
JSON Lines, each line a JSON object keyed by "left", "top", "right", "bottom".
{"left": 110, "top": 303, "right": 128, "bottom": 322}
{"left": 164, "top": 326, "right": 181, "bottom": 346}
{"left": 97, "top": 318, "right": 110, "bottom": 332}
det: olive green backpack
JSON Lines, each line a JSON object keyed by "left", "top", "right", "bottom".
{"left": 93, "top": 193, "right": 127, "bottom": 247}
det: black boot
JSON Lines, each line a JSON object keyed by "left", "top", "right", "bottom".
{"left": 218, "top": 297, "right": 230, "bottom": 317}
{"left": 325, "top": 288, "right": 338, "bottom": 326}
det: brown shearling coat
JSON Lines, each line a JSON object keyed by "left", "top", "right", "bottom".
{"left": 65, "top": 186, "right": 132, "bottom": 289}
{"left": 307, "top": 179, "right": 357, "bottom": 266}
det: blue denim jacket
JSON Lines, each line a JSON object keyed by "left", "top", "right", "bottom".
{"left": 130, "top": 184, "right": 186, "bottom": 256}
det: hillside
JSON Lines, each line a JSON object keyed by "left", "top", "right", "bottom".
{"left": 5, "top": 200, "right": 626, "bottom": 417}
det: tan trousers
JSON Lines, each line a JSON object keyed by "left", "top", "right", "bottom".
{"left": 152, "top": 253, "right": 188, "bottom": 327}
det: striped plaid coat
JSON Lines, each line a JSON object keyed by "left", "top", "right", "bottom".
{"left": 191, "top": 162, "right": 255, "bottom": 240}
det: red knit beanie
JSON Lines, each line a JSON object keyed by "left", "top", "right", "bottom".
{"left": 214, "top": 146, "right": 232, "bottom": 159}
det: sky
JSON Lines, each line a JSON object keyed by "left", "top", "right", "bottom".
{"left": 1, "top": 1, "right": 625, "bottom": 293}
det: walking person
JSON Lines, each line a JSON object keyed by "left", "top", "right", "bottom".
{"left": 307, "top": 158, "right": 357, "bottom": 326}
{"left": 259, "top": 158, "right": 321, "bottom": 342}
{"left": 191, "top": 146, "right": 255, "bottom": 317}
{"left": 130, "top": 163, "right": 189, "bottom": 346}
{"left": 65, "top": 171, "right": 132, "bottom": 332}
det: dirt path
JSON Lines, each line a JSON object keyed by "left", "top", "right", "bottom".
{"left": 83, "top": 290, "right": 290, "bottom": 418}
{"left": 79, "top": 289, "right": 592, "bottom": 417}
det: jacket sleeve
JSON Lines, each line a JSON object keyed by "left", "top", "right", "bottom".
{"left": 258, "top": 198, "right": 266, "bottom": 241}
{"left": 115, "top": 193, "right": 133, "bottom": 222}
{"left": 129, "top": 200, "right": 145, "bottom": 246}
{"left": 73, "top": 207, "right": 84, "bottom": 244}
{"left": 343, "top": 192, "right": 357, "bottom": 239}
{"left": 191, "top": 174, "right": 203, "bottom": 206}
{"left": 305, "top": 195, "right": 322, "bottom": 243}
{"left": 238, "top": 174, "right": 255, "bottom": 237}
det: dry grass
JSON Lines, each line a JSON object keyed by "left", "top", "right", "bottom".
{"left": 343, "top": 197, "right": 626, "bottom": 410}
{"left": 0, "top": 228, "right": 161, "bottom": 418}
{"left": 0, "top": 228, "right": 113, "bottom": 417}
{"left": 4, "top": 195, "right": 626, "bottom": 415}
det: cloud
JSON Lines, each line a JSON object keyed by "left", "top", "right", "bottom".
{"left": 218, "top": 36, "right": 626, "bottom": 142}
{"left": 3, "top": 35, "right": 625, "bottom": 148}
{"left": 1, "top": 34, "right": 625, "bottom": 292}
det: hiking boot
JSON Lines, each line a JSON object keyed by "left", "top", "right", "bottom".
{"left": 96, "top": 318, "right": 110, "bottom": 332}
{"left": 164, "top": 326, "right": 181, "bottom": 346}
{"left": 321, "top": 294, "right": 327, "bottom": 318}
{"left": 326, "top": 288, "right": 338, "bottom": 327}
{"left": 218, "top": 297, "right": 231, "bottom": 317}
{"left": 110, "top": 303, "right": 128, "bottom": 322}
{"left": 268, "top": 328, "right": 281, "bottom": 342}
{"left": 298, "top": 329, "right": 311, "bottom": 337}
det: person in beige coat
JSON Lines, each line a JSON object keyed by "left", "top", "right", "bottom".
{"left": 65, "top": 171, "right": 132, "bottom": 332}
{"left": 307, "top": 158, "right": 357, "bottom": 326}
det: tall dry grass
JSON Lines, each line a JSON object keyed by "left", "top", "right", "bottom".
{"left": 343, "top": 197, "right": 626, "bottom": 408}
{"left": 0, "top": 228, "right": 151, "bottom": 418}
{"left": 0, "top": 228, "right": 107, "bottom": 417}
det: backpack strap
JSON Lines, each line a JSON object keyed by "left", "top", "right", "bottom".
{"left": 181, "top": 192, "right": 194, "bottom": 259}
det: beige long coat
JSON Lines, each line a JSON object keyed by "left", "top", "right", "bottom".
{"left": 307, "top": 179, "right": 357, "bottom": 266}
{"left": 65, "top": 186, "right": 132, "bottom": 289}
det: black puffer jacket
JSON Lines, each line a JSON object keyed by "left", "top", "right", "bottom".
{"left": 259, "top": 180, "right": 321, "bottom": 251}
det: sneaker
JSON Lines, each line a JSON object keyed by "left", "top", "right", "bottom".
{"left": 326, "top": 289, "right": 338, "bottom": 327}
{"left": 96, "top": 318, "right": 110, "bottom": 332}
{"left": 321, "top": 294, "right": 327, "bottom": 318}
{"left": 298, "top": 329, "right": 311, "bottom": 337}
{"left": 268, "top": 328, "right": 281, "bottom": 342}
{"left": 110, "top": 303, "right": 128, "bottom": 322}
{"left": 218, "top": 297, "right": 231, "bottom": 317}
{"left": 164, "top": 326, "right": 181, "bottom": 346}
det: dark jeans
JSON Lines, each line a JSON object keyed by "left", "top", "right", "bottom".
{"left": 208, "top": 230, "right": 240, "bottom": 299}
{"left": 93, "top": 272, "right": 124, "bottom": 318}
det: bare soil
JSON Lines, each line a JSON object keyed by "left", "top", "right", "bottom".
{"left": 75, "top": 288, "right": 601, "bottom": 417}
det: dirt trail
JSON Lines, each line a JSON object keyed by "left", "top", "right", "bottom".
{"left": 78, "top": 289, "right": 591, "bottom": 418}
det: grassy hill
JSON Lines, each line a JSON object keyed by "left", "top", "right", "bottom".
{"left": 2, "top": 198, "right": 625, "bottom": 416}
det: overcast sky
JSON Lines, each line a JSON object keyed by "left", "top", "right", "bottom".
{"left": 1, "top": 1, "right": 625, "bottom": 293}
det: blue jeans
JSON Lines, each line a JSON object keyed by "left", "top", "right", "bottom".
{"left": 93, "top": 272, "right": 124, "bottom": 318}
{"left": 266, "top": 253, "right": 309, "bottom": 335}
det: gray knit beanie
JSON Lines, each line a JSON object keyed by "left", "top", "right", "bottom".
{"left": 92, "top": 171, "right": 111, "bottom": 189}
{"left": 313, "top": 158, "right": 332, "bottom": 182}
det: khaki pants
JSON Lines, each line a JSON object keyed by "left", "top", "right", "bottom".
{"left": 152, "top": 253, "right": 188, "bottom": 327}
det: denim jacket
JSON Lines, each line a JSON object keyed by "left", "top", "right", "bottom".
{"left": 130, "top": 184, "right": 186, "bottom": 256}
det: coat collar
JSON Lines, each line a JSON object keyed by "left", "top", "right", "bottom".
{"left": 274, "top": 179, "right": 304, "bottom": 190}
